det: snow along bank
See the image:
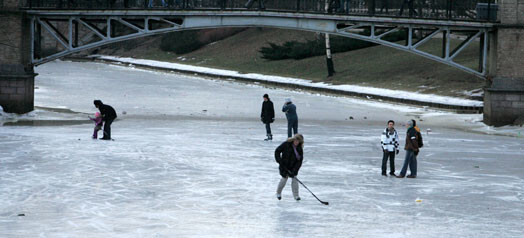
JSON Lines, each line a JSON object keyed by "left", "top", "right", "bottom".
{"left": 89, "top": 55, "right": 483, "bottom": 111}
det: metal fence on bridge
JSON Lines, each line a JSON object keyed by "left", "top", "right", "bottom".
{"left": 24, "top": 0, "right": 498, "bottom": 22}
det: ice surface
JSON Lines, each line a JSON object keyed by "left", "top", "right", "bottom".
{"left": 1, "top": 61, "right": 523, "bottom": 237}
{"left": 93, "top": 55, "right": 483, "bottom": 107}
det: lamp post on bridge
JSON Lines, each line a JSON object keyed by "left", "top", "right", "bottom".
{"left": 324, "top": 0, "right": 335, "bottom": 77}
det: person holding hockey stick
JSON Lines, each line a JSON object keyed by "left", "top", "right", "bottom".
{"left": 93, "top": 100, "right": 117, "bottom": 140}
{"left": 274, "top": 134, "right": 304, "bottom": 201}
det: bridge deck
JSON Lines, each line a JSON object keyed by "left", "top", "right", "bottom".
{"left": 22, "top": 0, "right": 498, "bottom": 23}
{"left": 25, "top": 10, "right": 496, "bottom": 29}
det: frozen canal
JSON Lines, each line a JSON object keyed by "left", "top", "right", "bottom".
{"left": 1, "top": 61, "right": 523, "bottom": 237}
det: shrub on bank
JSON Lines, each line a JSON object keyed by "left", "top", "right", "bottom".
{"left": 160, "top": 30, "right": 203, "bottom": 55}
{"left": 259, "top": 30, "right": 406, "bottom": 60}
{"left": 160, "top": 28, "right": 245, "bottom": 55}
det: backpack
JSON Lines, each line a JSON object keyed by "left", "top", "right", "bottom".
{"left": 416, "top": 131, "right": 423, "bottom": 148}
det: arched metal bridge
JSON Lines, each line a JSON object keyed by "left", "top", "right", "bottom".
{"left": 23, "top": 0, "right": 497, "bottom": 77}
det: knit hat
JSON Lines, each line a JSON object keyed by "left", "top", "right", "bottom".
{"left": 93, "top": 100, "right": 103, "bottom": 107}
{"left": 285, "top": 98, "right": 292, "bottom": 103}
{"left": 263, "top": 94, "right": 269, "bottom": 99}
{"left": 95, "top": 112, "right": 101, "bottom": 117}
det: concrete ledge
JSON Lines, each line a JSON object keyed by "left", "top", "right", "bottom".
{"left": 484, "top": 88, "right": 524, "bottom": 126}
{"left": 0, "top": 74, "right": 38, "bottom": 79}
{"left": 486, "top": 87, "right": 524, "bottom": 93}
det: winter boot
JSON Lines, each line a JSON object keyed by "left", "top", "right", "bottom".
{"left": 264, "top": 134, "right": 270, "bottom": 141}
{"left": 294, "top": 196, "right": 301, "bottom": 201}
{"left": 276, "top": 193, "right": 281, "bottom": 200}
{"left": 268, "top": 134, "right": 272, "bottom": 141}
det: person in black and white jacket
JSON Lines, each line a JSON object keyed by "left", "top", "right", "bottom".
{"left": 380, "top": 120, "right": 399, "bottom": 176}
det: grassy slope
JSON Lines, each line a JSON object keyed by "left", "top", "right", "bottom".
{"left": 104, "top": 28, "right": 486, "bottom": 98}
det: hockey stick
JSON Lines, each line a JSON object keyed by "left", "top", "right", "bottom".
{"left": 286, "top": 169, "right": 329, "bottom": 205}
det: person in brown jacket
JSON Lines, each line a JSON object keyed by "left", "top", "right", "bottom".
{"left": 397, "top": 120, "right": 419, "bottom": 178}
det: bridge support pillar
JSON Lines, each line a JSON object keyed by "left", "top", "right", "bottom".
{"left": 0, "top": 1, "right": 36, "bottom": 114}
{"left": 484, "top": 0, "right": 524, "bottom": 126}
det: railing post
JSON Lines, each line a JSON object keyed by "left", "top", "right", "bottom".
{"left": 487, "top": 0, "right": 492, "bottom": 22}
{"left": 479, "top": 31, "right": 485, "bottom": 72}
{"left": 369, "top": 0, "right": 376, "bottom": 16}
{"left": 446, "top": 0, "right": 451, "bottom": 19}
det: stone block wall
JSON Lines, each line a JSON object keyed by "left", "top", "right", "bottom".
{"left": 0, "top": 14, "right": 24, "bottom": 65}
{"left": 496, "top": 28, "right": 524, "bottom": 80}
{"left": 0, "top": 74, "right": 34, "bottom": 113}
{"left": 500, "top": 0, "right": 524, "bottom": 24}
{"left": 0, "top": 1, "right": 35, "bottom": 113}
{"left": 484, "top": 0, "right": 524, "bottom": 126}
{"left": 485, "top": 89, "right": 524, "bottom": 126}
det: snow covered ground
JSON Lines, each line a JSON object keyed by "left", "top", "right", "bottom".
{"left": 1, "top": 61, "right": 523, "bottom": 237}
{"left": 93, "top": 55, "right": 484, "bottom": 108}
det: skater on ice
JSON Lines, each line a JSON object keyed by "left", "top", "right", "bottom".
{"left": 274, "top": 133, "right": 304, "bottom": 201}
{"left": 261, "top": 94, "right": 275, "bottom": 141}
{"left": 397, "top": 120, "right": 422, "bottom": 178}
{"left": 88, "top": 112, "right": 103, "bottom": 139}
{"left": 93, "top": 100, "right": 117, "bottom": 140}
{"left": 282, "top": 98, "right": 298, "bottom": 138}
{"left": 380, "top": 120, "right": 399, "bottom": 176}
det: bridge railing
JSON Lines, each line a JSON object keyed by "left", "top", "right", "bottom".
{"left": 23, "top": 0, "right": 498, "bottom": 22}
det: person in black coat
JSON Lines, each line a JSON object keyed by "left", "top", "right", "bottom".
{"left": 93, "top": 100, "right": 117, "bottom": 140}
{"left": 245, "top": 0, "right": 265, "bottom": 10}
{"left": 274, "top": 134, "right": 304, "bottom": 201}
{"left": 261, "top": 94, "right": 275, "bottom": 141}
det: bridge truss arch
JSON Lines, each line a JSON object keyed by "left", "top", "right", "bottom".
{"left": 27, "top": 10, "right": 494, "bottom": 77}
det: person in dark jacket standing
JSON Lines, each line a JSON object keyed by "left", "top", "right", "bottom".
{"left": 93, "top": 100, "right": 117, "bottom": 140}
{"left": 397, "top": 120, "right": 419, "bottom": 178}
{"left": 282, "top": 98, "right": 298, "bottom": 138}
{"left": 261, "top": 94, "right": 275, "bottom": 141}
{"left": 275, "top": 134, "right": 304, "bottom": 201}
{"left": 399, "top": 0, "right": 417, "bottom": 16}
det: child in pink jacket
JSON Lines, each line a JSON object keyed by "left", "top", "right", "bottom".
{"left": 88, "top": 112, "right": 104, "bottom": 139}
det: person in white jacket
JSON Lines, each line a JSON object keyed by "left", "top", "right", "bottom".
{"left": 381, "top": 120, "right": 399, "bottom": 176}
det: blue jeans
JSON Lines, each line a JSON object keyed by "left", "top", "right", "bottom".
{"left": 265, "top": 123, "right": 272, "bottom": 135}
{"left": 400, "top": 150, "right": 417, "bottom": 176}
{"left": 287, "top": 119, "right": 298, "bottom": 138}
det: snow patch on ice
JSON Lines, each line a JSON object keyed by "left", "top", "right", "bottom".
{"left": 462, "top": 88, "right": 484, "bottom": 97}
{"left": 91, "top": 55, "right": 483, "bottom": 107}
{"left": 0, "top": 107, "right": 38, "bottom": 121}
